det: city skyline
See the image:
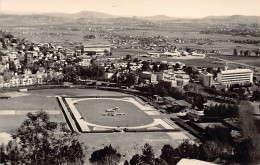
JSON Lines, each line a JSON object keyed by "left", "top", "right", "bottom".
{"left": 1, "top": 0, "right": 260, "bottom": 18}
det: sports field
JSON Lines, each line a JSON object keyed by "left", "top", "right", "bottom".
{"left": 75, "top": 98, "right": 154, "bottom": 127}
{"left": 0, "top": 88, "right": 197, "bottom": 163}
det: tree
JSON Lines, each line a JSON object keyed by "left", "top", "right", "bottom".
{"left": 5, "top": 110, "right": 85, "bottom": 165}
{"left": 124, "top": 73, "right": 136, "bottom": 87}
{"left": 237, "top": 102, "right": 260, "bottom": 164}
{"left": 152, "top": 63, "right": 159, "bottom": 72}
{"left": 89, "top": 145, "right": 121, "bottom": 165}
{"left": 125, "top": 55, "right": 132, "bottom": 60}
{"left": 0, "top": 143, "right": 7, "bottom": 164}
{"left": 240, "top": 50, "right": 244, "bottom": 56}
{"left": 234, "top": 138, "right": 254, "bottom": 165}
{"left": 193, "top": 94, "right": 207, "bottom": 110}
{"left": 141, "top": 62, "right": 150, "bottom": 71}
{"left": 8, "top": 61, "right": 16, "bottom": 72}
{"left": 154, "top": 158, "right": 167, "bottom": 165}
{"left": 141, "top": 143, "right": 155, "bottom": 165}
{"left": 124, "top": 160, "right": 130, "bottom": 165}
{"left": 198, "top": 141, "right": 223, "bottom": 162}
{"left": 126, "top": 62, "right": 131, "bottom": 71}
{"left": 160, "top": 144, "right": 178, "bottom": 164}
{"left": 233, "top": 49, "right": 238, "bottom": 56}
{"left": 159, "top": 63, "right": 168, "bottom": 71}
{"left": 129, "top": 154, "right": 142, "bottom": 165}
{"left": 104, "top": 49, "right": 110, "bottom": 56}
{"left": 252, "top": 90, "right": 260, "bottom": 101}
{"left": 129, "top": 143, "right": 158, "bottom": 165}
{"left": 205, "top": 126, "right": 232, "bottom": 144}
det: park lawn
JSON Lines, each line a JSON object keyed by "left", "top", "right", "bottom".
{"left": 0, "top": 114, "right": 65, "bottom": 133}
{"left": 0, "top": 95, "right": 60, "bottom": 110}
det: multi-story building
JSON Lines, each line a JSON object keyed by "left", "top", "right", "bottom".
{"left": 217, "top": 68, "right": 253, "bottom": 87}
{"left": 156, "top": 69, "right": 190, "bottom": 88}
{"left": 199, "top": 71, "right": 213, "bottom": 87}
{"left": 81, "top": 45, "right": 110, "bottom": 56}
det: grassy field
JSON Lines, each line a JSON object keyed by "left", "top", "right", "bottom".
{"left": 0, "top": 114, "right": 64, "bottom": 133}
{"left": 79, "top": 132, "right": 180, "bottom": 163}
{"left": 75, "top": 98, "right": 153, "bottom": 127}
{"left": 0, "top": 95, "right": 60, "bottom": 110}
{"left": 0, "top": 89, "right": 130, "bottom": 133}
{"left": 211, "top": 55, "right": 260, "bottom": 67}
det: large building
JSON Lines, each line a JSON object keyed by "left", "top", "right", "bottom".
{"left": 81, "top": 45, "right": 110, "bottom": 56}
{"left": 199, "top": 71, "right": 213, "bottom": 87}
{"left": 156, "top": 70, "right": 190, "bottom": 88}
{"left": 217, "top": 68, "right": 253, "bottom": 87}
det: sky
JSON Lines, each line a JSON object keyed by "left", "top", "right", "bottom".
{"left": 0, "top": 0, "right": 260, "bottom": 18}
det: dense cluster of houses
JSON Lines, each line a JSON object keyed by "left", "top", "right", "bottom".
{"left": 0, "top": 32, "right": 257, "bottom": 92}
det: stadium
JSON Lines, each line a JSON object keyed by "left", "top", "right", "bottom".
{"left": 0, "top": 87, "right": 196, "bottom": 161}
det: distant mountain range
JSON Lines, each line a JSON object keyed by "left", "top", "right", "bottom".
{"left": 45, "top": 11, "right": 117, "bottom": 20}
{"left": 0, "top": 11, "right": 259, "bottom": 25}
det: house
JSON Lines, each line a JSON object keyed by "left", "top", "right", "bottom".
{"left": 0, "top": 75, "right": 4, "bottom": 88}
{"left": 141, "top": 71, "right": 158, "bottom": 84}
{"left": 19, "top": 77, "right": 33, "bottom": 86}
{"left": 113, "top": 62, "right": 128, "bottom": 69}
{"left": 79, "top": 58, "right": 92, "bottom": 66}
{"left": 8, "top": 52, "right": 17, "bottom": 61}
{"left": 130, "top": 63, "right": 142, "bottom": 71}
{"left": 65, "top": 49, "right": 74, "bottom": 57}
{"left": 1, "top": 56, "right": 9, "bottom": 62}
{"left": 9, "top": 75, "right": 20, "bottom": 87}
{"left": 104, "top": 72, "right": 114, "bottom": 80}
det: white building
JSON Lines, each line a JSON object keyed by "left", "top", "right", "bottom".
{"left": 156, "top": 70, "right": 190, "bottom": 88}
{"left": 104, "top": 72, "right": 114, "bottom": 79}
{"left": 199, "top": 71, "right": 213, "bottom": 87}
{"left": 217, "top": 68, "right": 253, "bottom": 87}
{"left": 79, "top": 58, "right": 92, "bottom": 66}
{"left": 82, "top": 45, "right": 110, "bottom": 56}
{"left": 191, "top": 52, "right": 205, "bottom": 58}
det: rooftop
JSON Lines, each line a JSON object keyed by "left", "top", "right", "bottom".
{"left": 221, "top": 68, "right": 253, "bottom": 74}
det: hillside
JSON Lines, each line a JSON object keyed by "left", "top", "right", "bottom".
{"left": 0, "top": 11, "right": 259, "bottom": 26}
